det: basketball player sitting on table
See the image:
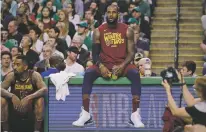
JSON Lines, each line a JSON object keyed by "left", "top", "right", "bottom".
{"left": 72, "top": 5, "right": 144, "bottom": 128}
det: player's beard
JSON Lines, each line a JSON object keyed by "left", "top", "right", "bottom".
{"left": 106, "top": 16, "right": 118, "bottom": 26}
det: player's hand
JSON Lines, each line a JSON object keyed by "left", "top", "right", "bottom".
{"left": 112, "top": 64, "right": 124, "bottom": 76}
{"left": 11, "top": 95, "right": 21, "bottom": 111}
{"left": 20, "top": 96, "right": 31, "bottom": 112}
{"left": 99, "top": 64, "right": 111, "bottom": 78}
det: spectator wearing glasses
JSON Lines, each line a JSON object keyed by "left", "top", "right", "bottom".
{"left": 34, "top": 45, "right": 53, "bottom": 73}
{"left": 71, "top": 33, "right": 90, "bottom": 67}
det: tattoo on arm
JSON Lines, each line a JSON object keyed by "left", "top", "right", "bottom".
{"left": 29, "top": 72, "right": 48, "bottom": 99}
{"left": 122, "top": 27, "right": 135, "bottom": 66}
{"left": 1, "top": 72, "right": 15, "bottom": 98}
{"left": 92, "top": 28, "right": 101, "bottom": 65}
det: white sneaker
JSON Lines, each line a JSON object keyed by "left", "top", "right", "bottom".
{"left": 129, "top": 108, "right": 145, "bottom": 128}
{"left": 72, "top": 107, "right": 93, "bottom": 127}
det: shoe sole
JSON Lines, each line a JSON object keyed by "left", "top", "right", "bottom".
{"left": 72, "top": 117, "right": 95, "bottom": 127}
{"left": 128, "top": 120, "right": 145, "bottom": 128}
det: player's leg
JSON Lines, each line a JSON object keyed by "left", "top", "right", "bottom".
{"left": 124, "top": 64, "right": 144, "bottom": 128}
{"left": 72, "top": 65, "right": 100, "bottom": 127}
{"left": 34, "top": 97, "right": 44, "bottom": 132}
{"left": 1, "top": 97, "right": 9, "bottom": 132}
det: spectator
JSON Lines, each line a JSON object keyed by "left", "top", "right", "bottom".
{"left": 35, "top": 45, "right": 53, "bottom": 73}
{"left": 1, "top": 28, "right": 11, "bottom": 48}
{"left": 124, "top": 2, "right": 136, "bottom": 23}
{"left": 20, "top": 35, "right": 39, "bottom": 69}
{"left": 203, "top": 63, "right": 206, "bottom": 76}
{"left": 57, "top": 9, "right": 76, "bottom": 39}
{"left": 48, "top": 26, "right": 69, "bottom": 56}
{"left": 128, "top": 18, "right": 140, "bottom": 44}
{"left": 132, "top": 7, "right": 150, "bottom": 40}
{"left": 1, "top": 2, "right": 14, "bottom": 29}
{"left": 84, "top": 9, "right": 99, "bottom": 31}
{"left": 41, "top": 37, "right": 64, "bottom": 60}
{"left": 5, "top": 0, "right": 18, "bottom": 17}
{"left": 134, "top": 0, "right": 151, "bottom": 21}
{"left": 0, "top": 44, "right": 10, "bottom": 52}
{"left": 41, "top": 55, "right": 66, "bottom": 77}
{"left": 89, "top": 1, "right": 103, "bottom": 24}
{"left": 76, "top": 21, "right": 93, "bottom": 52}
{"left": 41, "top": 0, "right": 62, "bottom": 10}
{"left": 64, "top": 46, "right": 84, "bottom": 75}
{"left": 63, "top": 1, "right": 80, "bottom": 30}
{"left": 138, "top": 58, "right": 156, "bottom": 77}
{"left": 71, "top": 33, "right": 90, "bottom": 67}
{"left": 37, "top": 21, "right": 49, "bottom": 42}
{"left": 36, "top": 7, "right": 56, "bottom": 30}
{"left": 98, "top": 0, "right": 108, "bottom": 17}
{"left": 1, "top": 51, "right": 13, "bottom": 81}
{"left": 133, "top": 49, "right": 145, "bottom": 67}
{"left": 29, "top": 25, "right": 43, "bottom": 54}
{"left": 162, "top": 75, "right": 206, "bottom": 126}
{"left": 11, "top": 46, "right": 22, "bottom": 62}
{"left": 180, "top": 61, "right": 197, "bottom": 77}
{"left": 74, "top": 0, "right": 84, "bottom": 17}
{"left": 16, "top": 3, "right": 35, "bottom": 35}
{"left": 8, "top": 20, "right": 23, "bottom": 46}
{"left": 26, "top": 0, "right": 40, "bottom": 16}
{"left": 56, "top": 21, "right": 72, "bottom": 47}
{"left": 201, "top": 15, "right": 206, "bottom": 30}
{"left": 200, "top": 30, "right": 206, "bottom": 61}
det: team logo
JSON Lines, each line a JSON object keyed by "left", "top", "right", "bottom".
{"left": 104, "top": 32, "right": 124, "bottom": 47}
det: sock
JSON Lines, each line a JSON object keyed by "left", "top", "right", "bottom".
{"left": 132, "top": 95, "right": 140, "bottom": 112}
{"left": 83, "top": 94, "right": 90, "bottom": 112}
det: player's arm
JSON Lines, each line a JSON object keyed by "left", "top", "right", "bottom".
{"left": 1, "top": 72, "right": 15, "bottom": 98}
{"left": 27, "top": 71, "right": 48, "bottom": 100}
{"left": 121, "top": 27, "right": 135, "bottom": 67}
{"left": 92, "top": 28, "right": 101, "bottom": 66}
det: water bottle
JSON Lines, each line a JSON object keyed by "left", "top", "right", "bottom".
{"left": 144, "top": 59, "right": 151, "bottom": 77}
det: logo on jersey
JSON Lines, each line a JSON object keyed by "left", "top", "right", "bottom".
{"left": 104, "top": 32, "right": 124, "bottom": 47}
{"left": 15, "top": 84, "right": 33, "bottom": 90}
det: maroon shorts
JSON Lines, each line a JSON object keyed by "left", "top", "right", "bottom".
{"left": 89, "top": 64, "right": 138, "bottom": 76}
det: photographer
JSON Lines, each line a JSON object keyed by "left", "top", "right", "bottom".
{"left": 162, "top": 72, "right": 206, "bottom": 126}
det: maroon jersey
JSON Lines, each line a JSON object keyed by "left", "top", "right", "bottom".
{"left": 11, "top": 70, "right": 37, "bottom": 100}
{"left": 98, "top": 22, "right": 128, "bottom": 70}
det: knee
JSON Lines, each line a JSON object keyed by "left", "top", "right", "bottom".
{"left": 127, "top": 69, "right": 140, "bottom": 76}
{"left": 1, "top": 97, "right": 8, "bottom": 108}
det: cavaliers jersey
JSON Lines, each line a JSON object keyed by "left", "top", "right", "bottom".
{"left": 11, "top": 70, "right": 37, "bottom": 100}
{"left": 98, "top": 22, "right": 128, "bottom": 70}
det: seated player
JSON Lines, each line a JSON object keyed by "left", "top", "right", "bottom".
{"left": 72, "top": 5, "right": 144, "bottom": 128}
{"left": 1, "top": 55, "right": 48, "bottom": 132}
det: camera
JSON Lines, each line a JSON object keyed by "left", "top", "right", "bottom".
{"left": 160, "top": 67, "right": 179, "bottom": 84}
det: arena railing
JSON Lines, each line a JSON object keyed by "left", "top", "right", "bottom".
{"left": 174, "top": 0, "right": 180, "bottom": 69}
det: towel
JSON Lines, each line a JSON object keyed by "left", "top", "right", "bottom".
{"left": 49, "top": 71, "right": 76, "bottom": 101}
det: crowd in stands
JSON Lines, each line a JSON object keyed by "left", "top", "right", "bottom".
{"left": 1, "top": 0, "right": 206, "bottom": 79}
{"left": 1, "top": 0, "right": 155, "bottom": 79}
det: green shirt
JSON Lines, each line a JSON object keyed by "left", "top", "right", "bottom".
{"left": 84, "top": 31, "right": 93, "bottom": 51}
